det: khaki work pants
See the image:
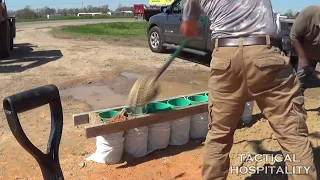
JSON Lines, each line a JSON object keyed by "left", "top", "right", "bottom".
{"left": 202, "top": 37, "right": 317, "bottom": 180}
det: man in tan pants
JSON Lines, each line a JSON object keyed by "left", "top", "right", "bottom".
{"left": 180, "top": 0, "right": 317, "bottom": 179}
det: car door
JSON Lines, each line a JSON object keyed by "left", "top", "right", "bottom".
{"left": 162, "top": 0, "right": 183, "bottom": 45}
{"left": 163, "top": 0, "right": 208, "bottom": 50}
{"left": 187, "top": 15, "right": 208, "bottom": 50}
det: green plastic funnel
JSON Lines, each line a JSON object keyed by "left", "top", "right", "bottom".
{"left": 187, "top": 95, "right": 208, "bottom": 105}
{"left": 167, "top": 98, "right": 190, "bottom": 109}
{"left": 126, "top": 105, "right": 147, "bottom": 117}
{"left": 197, "top": 92, "right": 207, "bottom": 96}
{"left": 99, "top": 110, "right": 120, "bottom": 122}
{"left": 147, "top": 102, "right": 171, "bottom": 113}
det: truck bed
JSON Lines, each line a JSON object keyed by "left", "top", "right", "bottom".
{"left": 144, "top": 8, "right": 162, "bottom": 21}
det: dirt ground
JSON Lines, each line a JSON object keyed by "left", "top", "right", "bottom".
{"left": 0, "top": 21, "right": 319, "bottom": 180}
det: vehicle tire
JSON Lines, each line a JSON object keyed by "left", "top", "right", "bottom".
{"left": 0, "top": 20, "right": 11, "bottom": 58}
{"left": 148, "top": 26, "right": 166, "bottom": 53}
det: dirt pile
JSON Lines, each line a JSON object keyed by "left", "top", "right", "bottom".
{"left": 107, "top": 108, "right": 131, "bottom": 124}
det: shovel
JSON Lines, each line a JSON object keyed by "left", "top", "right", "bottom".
{"left": 127, "top": 16, "right": 210, "bottom": 107}
{"left": 3, "top": 84, "right": 64, "bottom": 180}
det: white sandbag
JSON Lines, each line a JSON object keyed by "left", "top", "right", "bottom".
{"left": 190, "top": 113, "right": 209, "bottom": 138}
{"left": 242, "top": 101, "right": 254, "bottom": 124}
{"left": 147, "top": 121, "right": 171, "bottom": 153}
{"left": 86, "top": 131, "right": 124, "bottom": 165}
{"left": 124, "top": 127, "right": 149, "bottom": 157}
{"left": 169, "top": 117, "right": 191, "bottom": 145}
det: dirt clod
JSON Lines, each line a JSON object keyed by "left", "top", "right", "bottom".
{"left": 172, "top": 172, "right": 186, "bottom": 179}
{"left": 79, "top": 161, "right": 86, "bottom": 168}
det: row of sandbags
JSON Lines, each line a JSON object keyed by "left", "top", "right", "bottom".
{"left": 86, "top": 101, "right": 254, "bottom": 164}
{"left": 86, "top": 112, "right": 209, "bottom": 164}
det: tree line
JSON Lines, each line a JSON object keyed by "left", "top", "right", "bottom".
{"left": 283, "top": 9, "right": 300, "bottom": 18}
{"left": 8, "top": 4, "right": 299, "bottom": 20}
{"left": 8, "top": 4, "right": 134, "bottom": 19}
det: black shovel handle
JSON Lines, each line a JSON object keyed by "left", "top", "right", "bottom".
{"left": 3, "top": 84, "right": 64, "bottom": 180}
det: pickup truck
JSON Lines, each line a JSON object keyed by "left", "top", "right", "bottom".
{"left": 0, "top": 2, "right": 16, "bottom": 58}
{"left": 147, "top": 0, "right": 298, "bottom": 66}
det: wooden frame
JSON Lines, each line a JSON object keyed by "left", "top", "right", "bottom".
{"left": 73, "top": 91, "right": 208, "bottom": 139}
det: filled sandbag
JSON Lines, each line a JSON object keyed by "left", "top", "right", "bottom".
{"left": 169, "top": 117, "right": 191, "bottom": 145}
{"left": 124, "top": 127, "right": 149, "bottom": 157}
{"left": 190, "top": 113, "right": 209, "bottom": 138}
{"left": 147, "top": 121, "right": 171, "bottom": 153}
{"left": 86, "top": 131, "right": 124, "bottom": 164}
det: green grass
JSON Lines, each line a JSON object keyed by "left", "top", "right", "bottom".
{"left": 53, "top": 21, "right": 149, "bottom": 40}
{"left": 16, "top": 15, "right": 134, "bottom": 23}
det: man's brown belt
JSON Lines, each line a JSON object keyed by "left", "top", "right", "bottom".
{"left": 214, "top": 36, "right": 282, "bottom": 48}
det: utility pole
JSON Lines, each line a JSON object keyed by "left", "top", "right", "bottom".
{"left": 82, "top": 1, "right": 83, "bottom": 8}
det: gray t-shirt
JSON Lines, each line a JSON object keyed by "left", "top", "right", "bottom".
{"left": 182, "top": 0, "right": 278, "bottom": 40}
{"left": 290, "top": 6, "right": 320, "bottom": 60}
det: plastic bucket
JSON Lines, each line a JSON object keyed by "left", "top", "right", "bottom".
{"left": 99, "top": 110, "right": 120, "bottom": 122}
{"left": 205, "top": 92, "right": 208, "bottom": 97}
{"left": 187, "top": 95, "right": 208, "bottom": 105}
{"left": 147, "top": 102, "right": 171, "bottom": 113}
{"left": 167, "top": 98, "right": 190, "bottom": 109}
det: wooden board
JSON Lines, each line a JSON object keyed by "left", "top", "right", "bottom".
{"left": 73, "top": 105, "right": 127, "bottom": 126}
{"left": 73, "top": 91, "right": 208, "bottom": 126}
{"left": 85, "top": 102, "right": 208, "bottom": 139}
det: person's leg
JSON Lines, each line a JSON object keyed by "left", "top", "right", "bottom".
{"left": 246, "top": 45, "right": 317, "bottom": 180}
{"left": 202, "top": 45, "right": 248, "bottom": 180}
{"left": 296, "top": 59, "right": 319, "bottom": 94}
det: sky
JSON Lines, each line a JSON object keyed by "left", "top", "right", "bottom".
{"left": 5, "top": 0, "right": 320, "bottom": 14}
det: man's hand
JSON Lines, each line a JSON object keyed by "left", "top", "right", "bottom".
{"left": 180, "top": 21, "right": 198, "bottom": 38}
{"left": 296, "top": 65, "right": 315, "bottom": 81}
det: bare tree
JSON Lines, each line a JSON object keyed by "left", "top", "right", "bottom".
{"left": 15, "top": 6, "right": 38, "bottom": 19}
{"left": 284, "top": 9, "right": 295, "bottom": 18}
{"left": 115, "top": 4, "right": 134, "bottom": 12}
{"left": 57, "top": 8, "right": 68, "bottom": 16}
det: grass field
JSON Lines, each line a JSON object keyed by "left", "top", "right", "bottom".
{"left": 52, "top": 21, "right": 149, "bottom": 40}
{"left": 16, "top": 15, "right": 134, "bottom": 23}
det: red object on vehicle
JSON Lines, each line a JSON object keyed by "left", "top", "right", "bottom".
{"left": 134, "top": 4, "right": 145, "bottom": 15}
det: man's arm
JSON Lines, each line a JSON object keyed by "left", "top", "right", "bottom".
{"left": 290, "top": 14, "right": 308, "bottom": 67}
{"left": 182, "top": 0, "right": 202, "bottom": 22}
{"left": 180, "top": 0, "right": 202, "bottom": 38}
{"left": 292, "top": 40, "right": 308, "bottom": 67}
